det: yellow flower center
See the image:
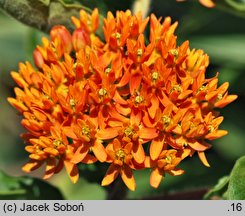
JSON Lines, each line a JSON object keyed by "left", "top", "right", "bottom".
{"left": 69, "top": 99, "right": 76, "bottom": 108}
{"left": 105, "top": 67, "right": 112, "bottom": 75}
{"left": 190, "top": 122, "right": 195, "bottom": 130}
{"left": 115, "top": 149, "right": 126, "bottom": 161}
{"left": 30, "top": 115, "right": 37, "bottom": 120}
{"left": 98, "top": 88, "right": 107, "bottom": 97}
{"left": 53, "top": 140, "right": 63, "bottom": 148}
{"left": 82, "top": 126, "right": 91, "bottom": 137}
{"left": 170, "top": 85, "right": 182, "bottom": 93}
{"left": 165, "top": 155, "right": 172, "bottom": 164}
{"left": 151, "top": 71, "right": 159, "bottom": 81}
{"left": 216, "top": 93, "right": 223, "bottom": 101}
{"left": 137, "top": 49, "right": 143, "bottom": 57}
{"left": 35, "top": 146, "right": 41, "bottom": 153}
{"left": 162, "top": 115, "right": 171, "bottom": 126}
{"left": 208, "top": 125, "right": 214, "bottom": 133}
{"left": 169, "top": 49, "right": 179, "bottom": 57}
{"left": 87, "top": 19, "right": 92, "bottom": 28}
{"left": 197, "top": 85, "right": 206, "bottom": 93}
{"left": 115, "top": 32, "right": 121, "bottom": 40}
{"left": 124, "top": 127, "right": 135, "bottom": 138}
{"left": 135, "top": 95, "right": 144, "bottom": 104}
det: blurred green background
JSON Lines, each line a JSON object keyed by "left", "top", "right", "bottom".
{"left": 0, "top": 0, "right": 244, "bottom": 199}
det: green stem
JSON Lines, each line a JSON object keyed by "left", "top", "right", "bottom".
{"left": 0, "top": 0, "right": 104, "bottom": 36}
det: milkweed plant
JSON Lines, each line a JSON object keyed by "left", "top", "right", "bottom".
{"left": 8, "top": 8, "right": 237, "bottom": 191}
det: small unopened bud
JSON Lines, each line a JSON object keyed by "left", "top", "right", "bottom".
{"left": 50, "top": 25, "right": 72, "bottom": 53}
{"left": 33, "top": 48, "right": 44, "bottom": 68}
{"left": 72, "top": 28, "right": 91, "bottom": 51}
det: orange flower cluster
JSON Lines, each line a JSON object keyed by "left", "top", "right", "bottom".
{"left": 176, "top": 0, "right": 215, "bottom": 8}
{"left": 8, "top": 9, "right": 236, "bottom": 191}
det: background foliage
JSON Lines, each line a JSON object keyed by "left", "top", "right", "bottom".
{"left": 0, "top": 0, "right": 244, "bottom": 199}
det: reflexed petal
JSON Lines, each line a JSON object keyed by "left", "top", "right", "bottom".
{"left": 212, "top": 116, "right": 224, "bottom": 127}
{"left": 22, "top": 160, "right": 44, "bottom": 172}
{"left": 82, "top": 154, "right": 97, "bottom": 164}
{"left": 130, "top": 74, "right": 142, "bottom": 94}
{"left": 63, "top": 127, "right": 77, "bottom": 139}
{"left": 43, "top": 157, "right": 56, "bottom": 179}
{"left": 113, "top": 90, "right": 127, "bottom": 105}
{"left": 180, "top": 148, "right": 191, "bottom": 160}
{"left": 199, "top": 0, "right": 215, "bottom": 8}
{"left": 215, "top": 95, "right": 238, "bottom": 108}
{"left": 124, "top": 142, "right": 133, "bottom": 154}
{"left": 132, "top": 143, "right": 145, "bottom": 164}
{"left": 43, "top": 147, "right": 59, "bottom": 156}
{"left": 139, "top": 127, "right": 158, "bottom": 139}
{"left": 93, "top": 139, "right": 107, "bottom": 162}
{"left": 96, "top": 128, "right": 119, "bottom": 139}
{"left": 64, "top": 161, "right": 79, "bottom": 183}
{"left": 130, "top": 110, "right": 141, "bottom": 125}
{"left": 121, "top": 165, "right": 136, "bottom": 191}
{"left": 187, "top": 140, "right": 210, "bottom": 151}
{"left": 113, "top": 138, "right": 122, "bottom": 151}
{"left": 168, "top": 168, "right": 184, "bottom": 176}
{"left": 7, "top": 98, "right": 28, "bottom": 112}
{"left": 101, "top": 164, "right": 120, "bottom": 186}
{"left": 150, "top": 167, "right": 164, "bottom": 188}
{"left": 71, "top": 145, "right": 89, "bottom": 164}
{"left": 144, "top": 156, "right": 157, "bottom": 168}
{"left": 205, "top": 130, "right": 228, "bottom": 140}
{"left": 148, "top": 95, "right": 159, "bottom": 119}
{"left": 198, "top": 151, "right": 210, "bottom": 167}
{"left": 150, "top": 137, "right": 164, "bottom": 160}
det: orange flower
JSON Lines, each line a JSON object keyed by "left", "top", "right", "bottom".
{"left": 23, "top": 125, "right": 79, "bottom": 183}
{"left": 8, "top": 8, "right": 237, "bottom": 190}
{"left": 176, "top": 0, "right": 215, "bottom": 8}
{"left": 145, "top": 149, "right": 189, "bottom": 188}
{"left": 63, "top": 116, "right": 107, "bottom": 163}
{"left": 101, "top": 138, "right": 136, "bottom": 191}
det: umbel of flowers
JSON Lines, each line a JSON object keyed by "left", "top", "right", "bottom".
{"left": 8, "top": 9, "right": 237, "bottom": 191}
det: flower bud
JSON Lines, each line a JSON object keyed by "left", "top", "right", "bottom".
{"left": 50, "top": 25, "right": 72, "bottom": 53}
{"left": 33, "top": 48, "right": 44, "bottom": 68}
{"left": 72, "top": 28, "right": 91, "bottom": 51}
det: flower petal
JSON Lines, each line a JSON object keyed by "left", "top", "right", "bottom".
{"left": 199, "top": 0, "right": 215, "bottom": 8}
{"left": 205, "top": 130, "right": 228, "bottom": 140}
{"left": 96, "top": 128, "right": 119, "bottom": 139}
{"left": 187, "top": 140, "right": 210, "bottom": 151}
{"left": 150, "top": 167, "right": 164, "bottom": 188}
{"left": 198, "top": 151, "right": 210, "bottom": 167}
{"left": 22, "top": 160, "right": 44, "bottom": 172}
{"left": 43, "top": 157, "right": 56, "bottom": 179}
{"left": 168, "top": 168, "right": 184, "bottom": 176}
{"left": 64, "top": 160, "right": 79, "bottom": 183}
{"left": 130, "top": 73, "right": 142, "bottom": 94}
{"left": 121, "top": 165, "right": 136, "bottom": 191}
{"left": 71, "top": 145, "right": 89, "bottom": 164}
{"left": 83, "top": 154, "right": 97, "bottom": 164}
{"left": 132, "top": 143, "right": 145, "bottom": 164}
{"left": 150, "top": 136, "right": 164, "bottom": 160}
{"left": 101, "top": 164, "right": 120, "bottom": 186}
{"left": 63, "top": 126, "right": 77, "bottom": 139}
{"left": 139, "top": 127, "right": 158, "bottom": 140}
{"left": 93, "top": 139, "right": 107, "bottom": 162}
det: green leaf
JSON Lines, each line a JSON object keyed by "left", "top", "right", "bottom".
{"left": 204, "top": 156, "right": 245, "bottom": 200}
{"left": 225, "top": 0, "right": 245, "bottom": 11}
{"left": 203, "top": 176, "right": 229, "bottom": 199}
{"left": 0, "top": 170, "right": 64, "bottom": 199}
{"left": 227, "top": 155, "right": 245, "bottom": 199}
